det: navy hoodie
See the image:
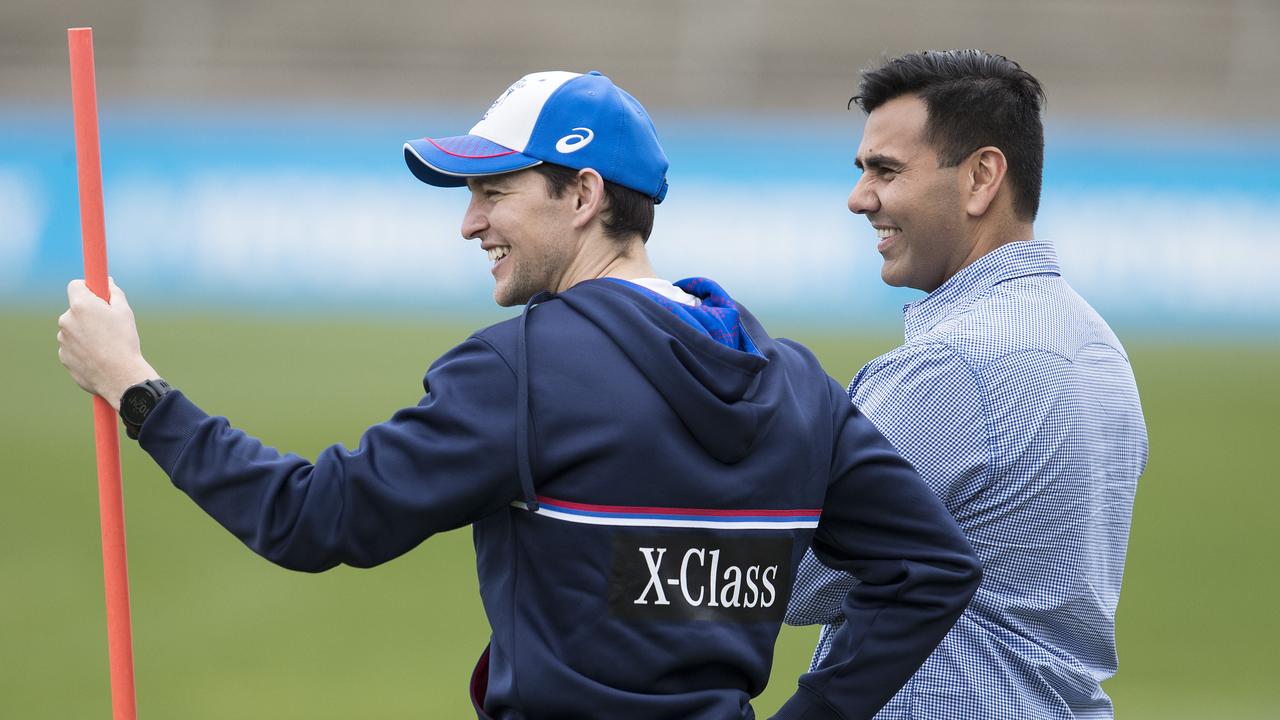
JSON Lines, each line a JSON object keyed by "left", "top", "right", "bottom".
{"left": 137, "top": 278, "right": 980, "bottom": 719}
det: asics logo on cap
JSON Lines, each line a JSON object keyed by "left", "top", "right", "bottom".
{"left": 555, "top": 127, "right": 594, "bottom": 154}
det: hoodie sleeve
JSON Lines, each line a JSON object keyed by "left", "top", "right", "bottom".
{"left": 772, "top": 382, "right": 982, "bottom": 720}
{"left": 137, "top": 336, "right": 522, "bottom": 572}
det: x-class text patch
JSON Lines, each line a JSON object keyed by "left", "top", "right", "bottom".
{"left": 608, "top": 532, "right": 793, "bottom": 622}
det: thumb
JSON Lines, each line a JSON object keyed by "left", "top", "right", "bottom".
{"left": 108, "top": 277, "right": 130, "bottom": 308}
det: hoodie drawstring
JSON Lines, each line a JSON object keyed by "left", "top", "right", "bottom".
{"left": 514, "top": 294, "right": 549, "bottom": 512}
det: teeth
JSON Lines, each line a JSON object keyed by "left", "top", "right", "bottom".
{"left": 875, "top": 227, "right": 900, "bottom": 239}
{"left": 487, "top": 246, "right": 510, "bottom": 262}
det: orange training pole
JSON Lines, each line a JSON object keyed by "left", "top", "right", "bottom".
{"left": 68, "top": 27, "right": 138, "bottom": 720}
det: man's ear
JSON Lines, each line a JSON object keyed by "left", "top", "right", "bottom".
{"left": 571, "top": 168, "right": 607, "bottom": 230}
{"left": 964, "top": 146, "right": 1008, "bottom": 218}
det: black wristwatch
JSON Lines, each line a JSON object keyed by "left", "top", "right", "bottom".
{"left": 119, "top": 379, "right": 172, "bottom": 440}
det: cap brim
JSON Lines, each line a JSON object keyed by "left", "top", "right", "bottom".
{"left": 403, "top": 135, "right": 542, "bottom": 187}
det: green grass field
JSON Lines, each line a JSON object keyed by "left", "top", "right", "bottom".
{"left": 2, "top": 309, "right": 1276, "bottom": 718}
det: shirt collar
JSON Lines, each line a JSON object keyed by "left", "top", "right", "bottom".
{"left": 627, "top": 277, "right": 701, "bottom": 306}
{"left": 903, "top": 239, "right": 1061, "bottom": 339}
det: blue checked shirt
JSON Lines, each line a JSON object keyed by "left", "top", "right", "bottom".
{"left": 786, "top": 240, "right": 1148, "bottom": 719}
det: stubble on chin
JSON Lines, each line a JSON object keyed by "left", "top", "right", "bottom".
{"left": 493, "top": 279, "right": 529, "bottom": 307}
{"left": 495, "top": 247, "right": 572, "bottom": 307}
{"left": 493, "top": 260, "right": 541, "bottom": 307}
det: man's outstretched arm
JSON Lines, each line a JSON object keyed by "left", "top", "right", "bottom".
{"left": 57, "top": 279, "right": 524, "bottom": 572}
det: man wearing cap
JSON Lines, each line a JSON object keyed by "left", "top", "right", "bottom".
{"left": 57, "top": 70, "right": 980, "bottom": 719}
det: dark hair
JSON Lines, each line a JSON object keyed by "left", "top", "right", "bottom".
{"left": 853, "top": 50, "right": 1046, "bottom": 221}
{"left": 532, "top": 164, "right": 656, "bottom": 243}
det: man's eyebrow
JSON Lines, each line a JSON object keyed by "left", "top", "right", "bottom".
{"left": 468, "top": 176, "right": 506, "bottom": 192}
{"left": 855, "top": 153, "right": 904, "bottom": 171}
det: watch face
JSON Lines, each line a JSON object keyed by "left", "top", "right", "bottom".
{"left": 120, "top": 386, "right": 157, "bottom": 425}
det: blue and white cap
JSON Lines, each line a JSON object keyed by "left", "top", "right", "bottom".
{"left": 404, "top": 71, "right": 669, "bottom": 203}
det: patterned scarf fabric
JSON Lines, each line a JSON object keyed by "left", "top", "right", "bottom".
{"left": 607, "top": 277, "right": 761, "bottom": 355}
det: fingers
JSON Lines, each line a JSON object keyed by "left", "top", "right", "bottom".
{"left": 56, "top": 324, "right": 74, "bottom": 372}
{"left": 55, "top": 329, "right": 85, "bottom": 390}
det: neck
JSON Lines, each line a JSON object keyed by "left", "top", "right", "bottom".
{"left": 554, "top": 231, "right": 654, "bottom": 293}
{"left": 946, "top": 216, "right": 1035, "bottom": 285}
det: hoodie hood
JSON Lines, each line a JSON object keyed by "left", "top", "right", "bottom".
{"left": 546, "top": 278, "right": 783, "bottom": 463}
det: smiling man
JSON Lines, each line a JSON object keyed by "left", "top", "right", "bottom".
{"left": 785, "top": 51, "right": 1149, "bottom": 719}
{"left": 57, "top": 70, "right": 980, "bottom": 718}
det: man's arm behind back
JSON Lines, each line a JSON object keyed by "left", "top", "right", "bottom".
{"left": 772, "top": 376, "right": 981, "bottom": 720}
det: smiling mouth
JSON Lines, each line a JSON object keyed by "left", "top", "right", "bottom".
{"left": 874, "top": 226, "right": 901, "bottom": 253}
{"left": 487, "top": 246, "right": 511, "bottom": 263}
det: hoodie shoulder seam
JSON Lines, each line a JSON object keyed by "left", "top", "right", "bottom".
{"left": 465, "top": 333, "right": 518, "bottom": 379}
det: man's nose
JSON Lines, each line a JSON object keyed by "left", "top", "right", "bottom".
{"left": 847, "top": 176, "right": 878, "bottom": 215}
{"left": 461, "top": 197, "right": 487, "bottom": 239}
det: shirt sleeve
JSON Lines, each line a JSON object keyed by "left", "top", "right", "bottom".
{"left": 138, "top": 336, "right": 523, "bottom": 572}
{"left": 785, "top": 342, "right": 990, "bottom": 621}
{"left": 848, "top": 342, "right": 991, "bottom": 507}
{"left": 772, "top": 379, "right": 982, "bottom": 720}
